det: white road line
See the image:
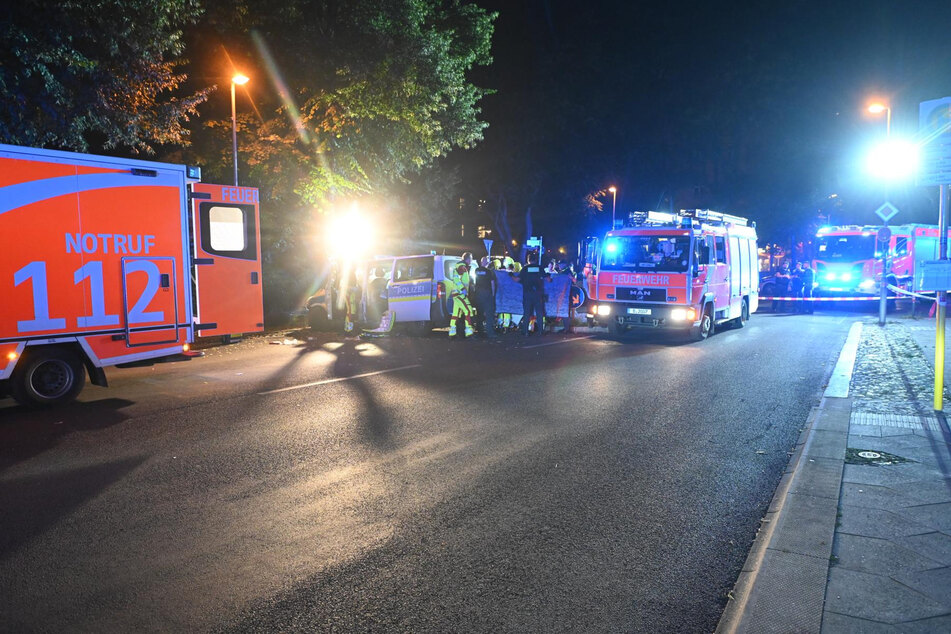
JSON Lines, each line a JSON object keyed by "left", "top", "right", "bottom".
{"left": 522, "top": 335, "right": 596, "bottom": 349}
{"left": 825, "top": 321, "right": 863, "bottom": 398}
{"left": 257, "top": 364, "right": 421, "bottom": 395}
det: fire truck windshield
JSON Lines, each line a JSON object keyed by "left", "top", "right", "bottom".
{"left": 601, "top": 235, "right": 691, "bottom": 272}
{"left": 816, "top": 235, "right": 875, "bottom": 261}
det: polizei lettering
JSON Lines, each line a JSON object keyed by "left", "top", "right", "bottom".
{"left": 611, "top": 273, "right": 670, "bottom": 286}
{"left": 65, "top": 233, "right": 156, "bottom": 255}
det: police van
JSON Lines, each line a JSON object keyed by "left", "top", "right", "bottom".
{"left": 306, "top": 253, "right": 462, "bottom": 333}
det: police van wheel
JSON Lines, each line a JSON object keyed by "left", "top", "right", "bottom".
{"left": 308, "top": 309, "right": 332, "bottom": 332}
{"left": 10, "top": 347, "right": 86, "bottom": 408}
{"left": 691, "top": 306, "right": 714, "bottom": 341}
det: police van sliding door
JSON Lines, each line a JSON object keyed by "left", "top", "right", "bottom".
{"left": 190, "top": 184, "right": 264, "bottom": 337}
{"left": 387, "top": 256, "right": 434, "bottom": 322}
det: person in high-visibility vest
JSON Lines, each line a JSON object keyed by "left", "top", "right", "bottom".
{"left": 344, "top": 271, "right": 361, "bottom": 333}
{"left": 447, "top": 262, "right": 474, "bottom": 338}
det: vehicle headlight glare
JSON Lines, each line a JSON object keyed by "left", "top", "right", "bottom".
{"left": 596, "top": 304, "right": 612, "bottom": 316}
{"left": 859, "top": 278, "right": 875, "bottom": 290}
{"left": 671, "top": 308, "right": 687, "bottom": 321}
{"left": 825, "top": 273, "right": 836, "bottom": 281}
{"left": 841, "top": 273, "right": 852, "bottom": 282}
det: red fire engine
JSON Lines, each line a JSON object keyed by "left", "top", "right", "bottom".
{"left": 814, "top": 224, "right": 947, "bottom": 297}
{"left": 590, "top": 209, "right": 759, "bottom": 339}
{"left": 0, "top": 144, "right": 264, "bottom": 406}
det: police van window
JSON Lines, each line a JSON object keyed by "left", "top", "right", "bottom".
{"left": 893, "top": 237, "right": 908, "bottom": 256}
{"left": 715, "top": 236, "right": 727, "bottom": 263}
{"left": 394, "top": 256, "right": 433, "bottom": 281}
{"left": 444, "top": 259, "right": 462, "bottom": 278}
{"left": 198, "top": 202, "right": 256, "bottom": 260}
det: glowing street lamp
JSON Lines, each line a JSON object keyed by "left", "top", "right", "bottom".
{"left": 231, "top": 73, "right": 250, "bottom": 186}
{"left": 868, "top": 102, "right": 891, "bottom": 137}
{"left": 608, "top": 186, "right": 617, "bottom": 228}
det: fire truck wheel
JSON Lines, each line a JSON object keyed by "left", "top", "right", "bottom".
{"left": 10, "top": 347, "right": 86, "bottom": 408}
{"left": 733, "top": 298, "right": 750, "bottom": 329}
{"left": 608, "top": 318, "right": 625, "bottom": 338}
{"left": 691, "top": 305, "right": 714, "bottom": 341}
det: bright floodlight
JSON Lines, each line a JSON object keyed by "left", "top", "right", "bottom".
{"left": 325, "top": 209, "right": 374, "bottom": 256}
{"left": 232, "top": 73, "right": 250, "bottom": 85}
{"left": 866, "top": 139, "right": 919, "bottom": 181}
{"left": 608, "top": 186, "right": 617, "bottom": 193}
{"left": 868, "top": 103, "right": 887, "bottom": 114}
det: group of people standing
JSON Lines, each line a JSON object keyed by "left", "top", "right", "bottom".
{"left": 770, "top": 261, "right": 815, "bottom": 313}
{"left": 446, "top": 251, "right": 551, "bottom": 339}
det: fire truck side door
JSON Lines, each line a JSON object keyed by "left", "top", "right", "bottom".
{"left": 190, "top": 184, "right": 264, "bottom": 337}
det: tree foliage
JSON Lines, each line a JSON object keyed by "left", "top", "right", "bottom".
{"left": 0, "top": 0, "right": 209, "bottom": 153}
{"left": 201, "top": 0, "right": 495, "bottom": 211}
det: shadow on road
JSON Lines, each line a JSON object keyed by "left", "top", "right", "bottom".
{"left": 0, "top": 398, "right": 134, "bottom": 474}
{"left": 0, "top": 454, "right": 146, "bottom": 560}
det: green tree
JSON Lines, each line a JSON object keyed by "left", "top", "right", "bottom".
{"left": 0, "top": 0, "right": 209, "bottom": 153}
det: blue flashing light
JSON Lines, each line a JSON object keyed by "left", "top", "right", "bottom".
{"left": 605, "top": 241, "right": 619, "bottom": 254}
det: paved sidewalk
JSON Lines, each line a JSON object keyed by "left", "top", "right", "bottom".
{"left": 719, "top": 317, "right": 951, "bottom": 633}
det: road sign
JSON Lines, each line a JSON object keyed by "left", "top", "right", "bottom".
{"left": 874, "top": 202, "right": 899, "bottom": 223}
{"left": 482, "top": 238, "right": 493, "bottom": 255}
{"left": 877, "top": 226, "right": 891, "bottom": 243}
{"left": 919, "top": 97, "right": 951, "bottom": 186}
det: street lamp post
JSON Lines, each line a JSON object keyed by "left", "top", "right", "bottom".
{"left": 869, "top": 102, "right": 892, "bottom": 326}
{"left": 608, "top": 186, "right": 617, "bottom": 229}
{"left": 231, "top": 73, "right": 250, "bottom": 187}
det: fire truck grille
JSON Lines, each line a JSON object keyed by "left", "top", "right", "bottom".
{"left": 615, "top": 287, "right": 667, "bottom": 302}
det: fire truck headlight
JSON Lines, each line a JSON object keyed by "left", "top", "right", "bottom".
{"left": 840, "top": 272, "right": 853, "bottom": 282}
{"left": 596, "top": 304, "right": 612, "bottom": 316}
{"left": 670, "top": 308, "right": 687, "bottom": 321}
{"left": 859, "top": 278, "right": 875, "bottom": 290}
{"left": 825, "top": 273, "right": 836, "bottom": 281}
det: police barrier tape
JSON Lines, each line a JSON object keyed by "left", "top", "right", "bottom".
{"left": 758, "top": 295, "right": 900, "bottom": 301}
{"left": 887, "top": 284, "right": 938, "bottom": 301}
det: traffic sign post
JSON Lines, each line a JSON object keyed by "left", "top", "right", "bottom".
{"left": 919, "top": 97, "right": 951, "bottom": 410}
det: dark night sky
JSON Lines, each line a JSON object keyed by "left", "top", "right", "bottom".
{"left": 454, "top": 0, "right": 951, "bottom": 245}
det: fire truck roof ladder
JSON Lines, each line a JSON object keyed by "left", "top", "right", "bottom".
{"left": 679, "top": 209, "right": 751, "bottom": 227}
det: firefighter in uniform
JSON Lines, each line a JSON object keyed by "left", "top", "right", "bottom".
{"left": 447, "top": 261, "right": 474, "bottom": 338}
{"left": 344, "top": 271, "right": 361, "bottom": 333}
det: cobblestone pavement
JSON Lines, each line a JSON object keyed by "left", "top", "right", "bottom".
{"left": 822, "top": 318, "right": 951, "bottom": 632}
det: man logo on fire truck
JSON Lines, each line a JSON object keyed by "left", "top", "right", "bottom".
{"left": 590, "top": 209, "right": 759, "bottom": 341}
{"left": 0, "top": 143, "right": 264, "bottom": 407}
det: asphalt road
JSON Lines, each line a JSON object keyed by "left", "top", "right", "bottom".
{"left": 0, "top": 312, "right": 857, "bottom": 632}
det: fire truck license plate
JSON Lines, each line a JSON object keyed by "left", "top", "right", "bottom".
{"left": 628, "top": 308, "right": 652, "bottom": 315}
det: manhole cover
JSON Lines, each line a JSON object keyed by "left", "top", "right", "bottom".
{"left": 845, "top": 448, "right": 915, "bottom": 466}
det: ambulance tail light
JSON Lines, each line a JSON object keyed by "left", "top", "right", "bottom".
{"left": 596, "top": 304, "right": 611, "bottom": 316}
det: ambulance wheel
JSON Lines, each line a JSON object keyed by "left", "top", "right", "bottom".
{"left": 691, "top": 305, "right": 714, "bottom": 341}
{"left": 11, "top": 347, "right": 86, "bottom": 408}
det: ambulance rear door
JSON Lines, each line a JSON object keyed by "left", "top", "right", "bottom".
{"left": 190, "top": 184, "right": 264, "bottom": 336}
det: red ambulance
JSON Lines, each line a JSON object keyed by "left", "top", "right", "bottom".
{"left": 590, "top": 209, "right": 759, "bottom": 339}
{"left": 0, "top": 144, "right": 264, "bottom": 406}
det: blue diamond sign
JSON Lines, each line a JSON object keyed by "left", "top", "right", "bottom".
{"left": 874, "top": 202, "right": 899, "bottom": 223}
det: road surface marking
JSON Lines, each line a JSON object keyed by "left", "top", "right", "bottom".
{"left": 825, "top": 321, "right": 863, "bottom": 398}
{"left": 258, "top": 364, "right": 421, "bottom": 395}
{"left": 522, "top": 335, "right": 595, "bottom": 349}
